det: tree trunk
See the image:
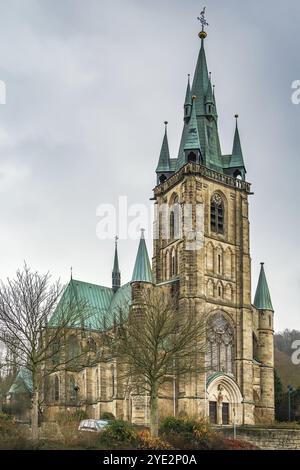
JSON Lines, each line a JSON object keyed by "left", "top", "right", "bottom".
{"left": 150, "top": 384, "right": 159, "bottom": 437}
{"left": 31, "top": 385, "right": 39, "bottom": 441}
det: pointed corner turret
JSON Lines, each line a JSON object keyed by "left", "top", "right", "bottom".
{"left": 223, "top": 115, "right": 246, "bottom": 180}
{"left": 254, "top": 262, "right": 274, "bottom": 311}
{"left": 183, "top": 96, "right": 202, "bottom": 164}
{"left": 131, "top": 229, "right": 153, "bottom": 284}
{"left": 184, "top": 74, "right": 192, "bottom": 122}
{"left": 112, "top": 236, "right": 121, "bottom": 293}
{"left": 205, "top": 74, "right": 215, "bottom": 116}
{"left": 156, "top": 121, "right": 172, "bottom": 185}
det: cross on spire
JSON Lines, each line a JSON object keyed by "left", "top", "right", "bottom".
{"left": 197, "top": 7, "right": 209, "bottom": 32}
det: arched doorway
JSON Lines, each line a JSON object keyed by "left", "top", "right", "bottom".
{"left": 206, "top": 373, "right": 243, "bottom": 425}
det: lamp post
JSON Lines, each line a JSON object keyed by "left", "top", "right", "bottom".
{"left": 287, "top": 385, "right": 293, "bottom": 421}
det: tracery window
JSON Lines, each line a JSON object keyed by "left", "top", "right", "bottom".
{"left": 206, "top": 313, "right": 234, "bottom": 375}
{"left": 67, "top": 335, "right": 80, "bottom": 361}
{"left": 54, "top": 375, "right": 60, "bottom": 402}
{"left": 211, "top": 193, "right": 224, "bottom": 234}
{"left": 68, "top": 375, "right": 76, "bottom": 402}
{"left": 170, "top": 196, "right": 180, "bottom": 239}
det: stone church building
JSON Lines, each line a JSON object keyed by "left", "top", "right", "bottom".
{"left": 44, "top": 23, "right": 275, "bottom": 426}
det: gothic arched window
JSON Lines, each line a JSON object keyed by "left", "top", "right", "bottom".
{"left": 206, "top": 312, "right": 234, "bottom": 375}
{"left": 68, "top": 335, "right": 80, "bottom": 361}
{"left": 187, "top": 151, "right": 197, "bottom": 163}
{"left": 54, "top": 375, "right": 60, "bottom": 402}
{"left": 68, "top": 375, "right": 76, "bottom": 402}
{"left": 170, "top": 196, "right": 180, "bottom": 240}
{"left": 211, "top": 193, "right": 225, "bottom": 234}
{"left": 159, "top": 174, "right": 167, "bottom": 184}
{"left": 171, "top": 249, "right": 176, "bottom": 277}
{"left": 111, "top": 365, "right": 115, "bottom": 398}
{"left": 95, "top": 368, "right": 99, "bottom": 399}
{"left": 87, "top": 336, "right": 97, "bottom": 353}
{"left": 51, "top": 339, "right": 60, "bottom": 366}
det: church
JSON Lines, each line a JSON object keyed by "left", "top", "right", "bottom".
{"left": 44, "top": 17, "right": 275, "bottom": 427}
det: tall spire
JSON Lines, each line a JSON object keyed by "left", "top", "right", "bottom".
{"left": 112, "top": 236, "right": 121, "bottom": 293}
{"left": 191, "top": 33, "right": 209, "bottom": 116}
{"left": 131, "top": 229, "right": 153, "bottom": 283}
{"left": 254, "top": 263, "right": 273, "bottom": 311}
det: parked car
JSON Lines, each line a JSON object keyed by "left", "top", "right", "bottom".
{"left": 78, "top": 419, "right": 109, "bottom": 432}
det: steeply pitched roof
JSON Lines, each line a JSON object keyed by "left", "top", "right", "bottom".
{"left": 132, "top": 231, "right": 153, "bottom": 283}
{"left": 8, "top": 368, "right": 33, "bottom": 395}
{"left": 113, "top": 242, "right": 120, "bottom": 274}
{"left": 230, "top": 118, "right": 246, "bottom": 169}
{"left": 156, "top": 123, "right": 171, "bottom": 173}
{"left": 49, "top": 279, "right": 131, "bottom": 331}
{"left": 192, "top": 38, "right": 209, "bottom": 116}
{"left": 253, "top": 263, "right": 274, "bottom": 311}
{"left": 184, "top": 74, "right": 192, "bottom": 106}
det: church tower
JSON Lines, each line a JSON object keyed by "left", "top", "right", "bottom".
{"left": 152, "top": 12, "right": 274, "bottom": 425}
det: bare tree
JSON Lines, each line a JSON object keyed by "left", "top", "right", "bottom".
{"left": 0, "top": 263, "right": 90, "bottom": 441}
{"left": 106, "top": 288, "right": 207, "bottom": 437}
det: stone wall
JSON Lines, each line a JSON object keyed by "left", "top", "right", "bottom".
{"left": 219, "top": 426, "right": 300, "bottom": 450}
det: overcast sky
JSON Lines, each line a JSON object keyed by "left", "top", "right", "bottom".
{"left": 0, "top": 0, "right": 299, "bottom": 331}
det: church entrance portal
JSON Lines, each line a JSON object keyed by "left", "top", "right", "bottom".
{"left": 206, "top": 374, "right": 243, "bottom": 425}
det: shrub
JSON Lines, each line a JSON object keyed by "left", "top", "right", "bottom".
{"left": 99, "top": 419, "right": 136, "bottom": 446}
{"left": 0, "top": 412, "right": 13, "bottom": 422}
{"left": 160, "top": 416, "right": 210, "bottom": 435}
{"left": 100, "top": 411, "right": 115, "bottom": 421}
{"left": 137, "top": 430, "right": 173, "bottom": 450}
{"left": 57, "top": 409, "right": 87, "bottom": 425}
{"left": 0, "top": 419, "right": 29, "bottom": 449}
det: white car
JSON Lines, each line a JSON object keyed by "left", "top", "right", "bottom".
{"left": 78, "top": 419, "right": 109, "bottom": 432}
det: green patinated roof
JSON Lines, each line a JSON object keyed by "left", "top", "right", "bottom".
{"left": 230, "top": 120, "right": 245, "bottom": 169}
{"left": 156, "top": 125, "right": 171, "bottom": 173}
{"left": 176, "top": 37, "right": 223, "bottom": 173}
{"left": 169, "top": 159, "right": 178, "bottom": 171}
{"left": 156, "top": 33, "right": 248, "bottom": 183}
{"left": 132, "top": 231, "right": 153, "bottom": 283}
{"left": 184, "top": 75, "right": 192, "bottom": 106}
{"left": 205, "top": 78, "right": 214, "bottom": 105}
{"left": 212, "top": 85, "right": 218, "bottom": 116}
{"left": 184, "top": 98, "right": 201, "bottom": 152}
{"left": 49, "top": 279, "right": 131, "bottom": 331}
{"left": 253, "top": 263, "right": 273, "bottom": 311}
{"left": 192, "top": 38, "right": 209, "bottom": 115}
{"left": 113, "top": 243, "right": 120, "bottom": 274}
{"left": 8, "top": 367, "right": 33, "bottom": 395}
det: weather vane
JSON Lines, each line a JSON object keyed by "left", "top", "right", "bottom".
{"left": 197, "top": 7, "right": 209, "bottom": 32}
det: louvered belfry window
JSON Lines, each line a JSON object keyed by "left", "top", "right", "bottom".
{"left": 211, "top": 193, "right": 224, "bottom": 234}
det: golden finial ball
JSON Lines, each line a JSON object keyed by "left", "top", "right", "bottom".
{"left": 198, "top": 31, "right": 207, "bottom": 39}
{"left": 192, "top": 95, "right": 197, "bottom": 101}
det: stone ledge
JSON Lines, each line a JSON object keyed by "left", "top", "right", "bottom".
{"left": 218, "top": 426, "right": 300, "bottom": 450}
